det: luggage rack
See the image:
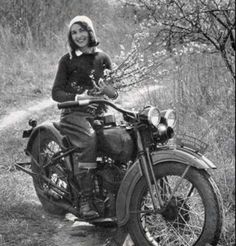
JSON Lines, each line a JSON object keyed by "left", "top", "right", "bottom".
{"left": 175, "top": 134, "right": 208, "bottom": 154}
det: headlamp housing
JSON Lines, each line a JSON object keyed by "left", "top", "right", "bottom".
{"left": 164, "top": 109, "right": 177, "bottom": 128}
{"left": 147, "top": 106, "right": 161, "bottom": 128}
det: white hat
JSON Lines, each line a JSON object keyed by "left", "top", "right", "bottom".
{"left": 69, "top": 16, "right": 95, "bottom": 34}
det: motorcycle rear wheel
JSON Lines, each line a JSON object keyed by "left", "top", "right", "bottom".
{"left": 31, "top": 130, "right": 67, "bottom": 215}
{"left": 127, "top": 162, "right": 223, "bottom": 246}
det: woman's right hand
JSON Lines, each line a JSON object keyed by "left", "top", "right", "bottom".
{"left": 75, "top": 90, "right": 92, "bottom": 101}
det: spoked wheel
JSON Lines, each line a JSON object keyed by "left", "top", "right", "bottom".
{"left": 31, "top": 130, "right": 69, "bottom": 215}
{"left": 127, "top": 162, "right": 223, "bottom": 246}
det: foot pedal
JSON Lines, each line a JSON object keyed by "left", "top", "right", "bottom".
{"left": 89, "top": 217, "right": 117, "bottom": 227}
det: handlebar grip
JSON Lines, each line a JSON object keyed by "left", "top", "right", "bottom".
{"left": 58, "top": 101, "right": 79, "bottom": 109}
{"left": 57, "top": 99, "right": 91, "bottom": 109}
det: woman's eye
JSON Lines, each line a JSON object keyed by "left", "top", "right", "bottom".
{"left": 71, "top": 27, "right": 86, "bottom": 35}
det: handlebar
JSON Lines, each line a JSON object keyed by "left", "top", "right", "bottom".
{"left": 57, "top": 99, "right": 136, "bottom": 118}
{"left": 57, "top": 100, "right": 89, "bottom": 109}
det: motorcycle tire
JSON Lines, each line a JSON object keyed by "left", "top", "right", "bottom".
{"left": 127, "top": 162, "right": 223, "bottom": 246}
{"left": 31, "top": 129, "right": 66, "bottom": 215}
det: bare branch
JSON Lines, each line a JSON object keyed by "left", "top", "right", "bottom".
{"left": 123, "top": 0, "right": 235, "bottom": 79}
{"left": 209, "top": 11, "right": 229, "bottom": 30}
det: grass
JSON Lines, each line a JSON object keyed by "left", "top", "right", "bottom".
{"left": 0, "top": 172, "right": 56, "bottom": 246}
{"left": 0, "top": 104, "right": 60, "bottom": 246}
{"left": 0, "top": 29, "right": 62, "bottom": 116}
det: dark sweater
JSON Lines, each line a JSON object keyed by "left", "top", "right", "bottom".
{"left": 52, "top": 50, "right": 112, "bottom": 102}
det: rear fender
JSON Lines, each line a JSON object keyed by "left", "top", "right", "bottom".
{"left": 26, "top": 122, "right": 65, "bottom": 154}
{"left": 116, "top": 148, "right": 216, "bottom": 226}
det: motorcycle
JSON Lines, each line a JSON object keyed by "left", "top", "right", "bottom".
{"left": 16, "top": 98, "right": 223, "bottom": 246}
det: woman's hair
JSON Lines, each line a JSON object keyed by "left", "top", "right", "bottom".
{"left": 68, "top": 21, "right": 98, "bottom": 51}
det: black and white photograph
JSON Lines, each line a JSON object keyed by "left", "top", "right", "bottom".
{"left": 0, "top": 0, "right": 235, "bottom": 245}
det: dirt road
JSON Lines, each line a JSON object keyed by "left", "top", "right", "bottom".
{"left": 51, "top": 213, "right": 133, "bottom": 246}
{"left": 52, "top": 218, "right": 124, "bottom": 246}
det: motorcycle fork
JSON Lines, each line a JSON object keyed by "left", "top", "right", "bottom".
{"left": 136, "top": 130, "right": 191, "bottom": 212}
{"left": 136, "top": 130, "right": 164, "bottom": 210}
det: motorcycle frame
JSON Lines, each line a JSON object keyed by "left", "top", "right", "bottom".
{"left": 16, "top": 121, "right": 168, "bottom": 219}
{"left": 16, "top": 147, "right": 78, "bottom": 200}
{"left": 16, "top": 119, "right": 170, "bottom": 217}
{"left": 15, "top": 99, "right": 217, "bottom": 226}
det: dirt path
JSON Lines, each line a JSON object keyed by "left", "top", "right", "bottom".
{"left": 0, "top": 84, "right": 163, "bottom": 131}
{"left": 52, "top": 217, "right": 120, "bottom": 246}
{"left": 0, "top": 98, "right": 55, "bottom": 132}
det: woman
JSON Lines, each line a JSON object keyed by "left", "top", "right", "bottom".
{"left": 52, "top": 15, "right": 118, "bottom": 219}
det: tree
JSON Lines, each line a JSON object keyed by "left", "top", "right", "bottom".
{"left": 121, "top": 0, "right": 235, "bottom": 80}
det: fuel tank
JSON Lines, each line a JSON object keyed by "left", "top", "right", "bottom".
{"left": 97, "top": 126, "right": 134, "bottom": 163}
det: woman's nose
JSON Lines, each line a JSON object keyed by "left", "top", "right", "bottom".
{"left": 78, "top": 32, "right": 85, "bottom": 38}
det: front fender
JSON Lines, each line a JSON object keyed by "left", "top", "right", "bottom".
{"left": 26, "top": 121, "right": 65, "bottom": 154}
{"left": 116, "top": 148, "right": 216, "bottom": 226}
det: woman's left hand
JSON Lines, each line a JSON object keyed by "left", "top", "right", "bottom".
{"left": 91, "top": 79, "right": 118, "bottom": 99}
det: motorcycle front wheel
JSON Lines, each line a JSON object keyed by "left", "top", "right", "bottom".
{"left": 31, "top": 130, "right": 68, "bottom": 215}
{"left": 127, "top": 162, "right": 223, "bottom": 246}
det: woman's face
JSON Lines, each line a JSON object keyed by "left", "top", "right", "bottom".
{"left": 71, "top": 23, "right": 89, "bottom": 49}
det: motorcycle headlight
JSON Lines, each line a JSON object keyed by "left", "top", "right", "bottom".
{"left": 164, "top": 109, "right": 177, "bottom": 128}
{"left": 148, "top": 107, "right": 161, "bottom": 127}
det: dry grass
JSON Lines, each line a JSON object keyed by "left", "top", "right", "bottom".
{"left": 0, "top": 26, "right": 64, "bottom": 118}
{"left": 0, "top": 171, "right": 57, "bottom": 246}
{"left": 0, "top": 105, "right": 60, "bottom": 246}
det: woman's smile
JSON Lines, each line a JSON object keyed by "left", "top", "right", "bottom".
{"left": 71, "top": 23, "right": 89, "bottom": 49}
{"left": 75, "top": 37, "right": 87, "bottom": 46}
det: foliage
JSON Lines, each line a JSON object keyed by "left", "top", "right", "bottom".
{"left": 120, "top": 0, "right": 235, "bottom": 80}
{"left": 0, "top": 0, "right": 136, "bottom": 56}
{"left": 105, "top": 45, "right": 173, "bottom": 91}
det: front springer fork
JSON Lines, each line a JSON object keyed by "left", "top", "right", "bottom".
{"left": 136, "top": 130, "right": 164, "bottom": 211}
{"left": 138, "top": 148, "right": 164, "bottom": 211}
{"left": 136, "top": 131, "right": 190, "bottom": 213}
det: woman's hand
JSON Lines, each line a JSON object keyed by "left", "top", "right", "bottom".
{"left": 91, "top": 79, "right": 118, "bottom": 99}
{"left": 75, "top": 90, "right": 92, "bottom": 101}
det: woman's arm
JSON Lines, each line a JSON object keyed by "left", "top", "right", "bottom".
{"left": 51, "top": 57, "right": 76, "bottom": 102}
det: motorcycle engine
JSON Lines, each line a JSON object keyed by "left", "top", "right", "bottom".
{"left": 96, "top": 164, "right": 124, "bottom": 193}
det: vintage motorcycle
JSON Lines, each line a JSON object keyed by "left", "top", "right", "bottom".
{"left": 16, "top": 98, "right": 223, "bottom": 246}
